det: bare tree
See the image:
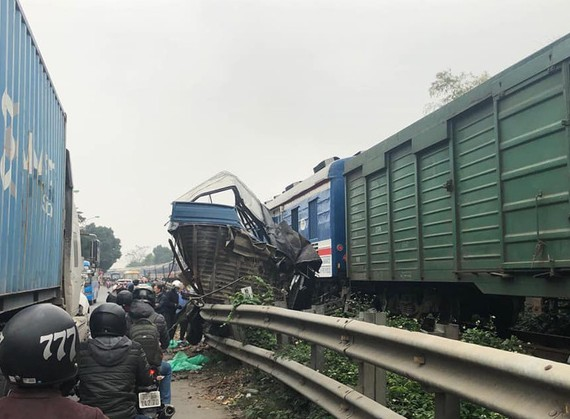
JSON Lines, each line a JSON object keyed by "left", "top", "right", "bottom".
{"left": 424, "top": 69, "right": 489, "bottom": 113}
{"left": 125, "top": 245, "right": 150, "bottom": 267}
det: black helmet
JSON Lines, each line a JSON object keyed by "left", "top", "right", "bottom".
{"left": 132, "top": 285, "right": 155, "bottom": 306}
{"left": 89, "top": 303, "right": 127, "bottom": 337}
{"left": 0, "top": 304, "right": 79, "bottom": 387}
{"left": 116, "top": 290, "right": 133, "bottom": 307}
{"left": 132, "top": 279, "right": 140, "bottom": 286}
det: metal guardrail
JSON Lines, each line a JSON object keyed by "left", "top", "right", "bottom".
{"left": 201, "top": 304, "right": 570, "bottom": 419}
{"left": 206, "top": 335, "right": 404, "bottom": 419}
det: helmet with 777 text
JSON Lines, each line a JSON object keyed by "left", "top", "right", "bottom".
{"left": 0, "top": 304, "right": 79, "bottom": 387}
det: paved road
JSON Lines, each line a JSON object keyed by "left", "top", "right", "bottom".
{"left": 92, "top": 284, "right": 110, "bottom": 308}
{"left": 171, "top": 377, "right": 232, "bottom": 418}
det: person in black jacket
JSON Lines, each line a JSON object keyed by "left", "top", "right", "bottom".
{"left": 127, "top": 285, "right": 172, "bottom": 405}
{"left": 153, "top": 282, "right": 177, "bottom": 338}
{"left": 78, "top": 303, "right": 153, "bottom": 419}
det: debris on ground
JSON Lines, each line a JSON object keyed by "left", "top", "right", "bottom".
{"left": 169, "top": 352, "right": 210, "bottom": 372}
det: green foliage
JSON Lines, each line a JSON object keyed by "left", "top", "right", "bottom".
{"left": 81, "top": 224, "right": 121, "bottom": 271}
{"left": 425, "top": 69, "right": 490, "bottom": 112}
{"left": 331, "top": 292, "right": 376, "bottom": 318}
{"left": 276, "top": 340, "right": 311, "bottom": 365}
{"left": 226, "top": 276, "right": 276, "bottom": 350}
{"left": 243, "top": 328, "right": 277, "bottom": 351}
{"left": 228, "top": 276, "right": 275, "bottom": 320}
{"left": 277, "top": 341, "right": 359, "bottom": 387}
{"left": 461, "top": 319, "right": 527, "bottom": 353}
{"left": 323, "top": 349, "right": 358, "bottom": 387}
{"left": 387, "top": 373, "right": 434, "bottom": 419}
{"left": 151, "top": 245, "right": 173, "bottom": 264}
{"left": 460, "top": 402, "right": 506, "bottom": 419}
{"left": 387, "top": 314, "right": 421, "bottom": 331}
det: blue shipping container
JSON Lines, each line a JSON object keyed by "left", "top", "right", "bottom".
{"left": 0, "top": 0, "right": 67, "bottom": 310}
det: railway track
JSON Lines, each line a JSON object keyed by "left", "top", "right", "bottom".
{"left": 511, "top": 329, "right": 570, "bottom": 363}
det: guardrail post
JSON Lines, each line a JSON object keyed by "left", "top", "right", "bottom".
{"left": 358, "top": 311, "right": 387, "bottom": 405}
{"left": 274, "top": 301, "right": 292, "bottom": 347}
{"left": 230, "top": 324, "right": 246, "bottom": 342}
{"left": 434, "top": 324, "right": 460, "bottom": 419}
{"left": 309, "top": 305, "right": 325, "bottom": 371}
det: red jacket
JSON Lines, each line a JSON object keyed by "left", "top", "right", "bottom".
{"left": 0, "top": 388, "right": 108, "bottom": 419}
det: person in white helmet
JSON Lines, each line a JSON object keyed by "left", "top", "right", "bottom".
{"left": 171, "top": 280, "right": 190, "bottom": 345}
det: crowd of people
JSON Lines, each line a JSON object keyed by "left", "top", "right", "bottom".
{"left": 0, "top": 278, "right": 197, "bottom": 419}
{"left": 108, "top": 279, "right": 193, "bottom": 346}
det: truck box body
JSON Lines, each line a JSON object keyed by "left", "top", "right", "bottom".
{"left": 0, "top": 0, "right": 67, "bottom": 312}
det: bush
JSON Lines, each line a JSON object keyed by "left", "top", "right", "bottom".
{"left": 387, "top": 373, "right": 433, "bottom": 419}
{"left": 461, "top": 318, "right": 527, "bottom": 353}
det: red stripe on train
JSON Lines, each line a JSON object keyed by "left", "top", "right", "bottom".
{"left": 317, "top": 248, "right": 332, "bottom": 256}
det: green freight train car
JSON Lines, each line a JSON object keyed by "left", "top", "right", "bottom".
{"left": 344, "top": 33, "right": 570, "bottom": 327}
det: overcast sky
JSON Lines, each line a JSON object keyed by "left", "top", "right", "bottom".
{"left": 18, "top": 0, "right": 570, "bottom": 267}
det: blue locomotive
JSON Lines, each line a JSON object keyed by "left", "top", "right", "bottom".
{"left": 266, "top": 157, "right": 347, "bottom": 282}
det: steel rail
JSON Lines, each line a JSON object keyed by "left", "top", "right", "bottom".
{"left": 206, "top": 335, "right": 404, "bottom": 419}
{"left": 201, "top": 304, "right": 570, "bottom": 419}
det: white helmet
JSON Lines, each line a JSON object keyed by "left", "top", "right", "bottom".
{"left": 172, "top": 280, "right": 184, "bottom": 289}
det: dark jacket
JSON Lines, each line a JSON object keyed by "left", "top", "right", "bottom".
{"left": 127, "top": 300, "right": 170, "bottom": 350}
{"left": 78, "top": 336, "right": 153, "bottom": 419}
{"left": 155, "top": 290, "right": 177, "bottom": 319}
{"left": 0, "top": 387, "right": 108, "bottom": 419}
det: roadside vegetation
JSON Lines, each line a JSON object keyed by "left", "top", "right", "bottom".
{"left": 202, "top": 285, "right": 527, "bottom": 419}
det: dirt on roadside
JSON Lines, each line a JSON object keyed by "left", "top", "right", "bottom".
{"left": 167, "top": 342, "right": 248, "bottom": 418}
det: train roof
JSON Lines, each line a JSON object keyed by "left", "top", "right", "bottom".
{"left": 345, "top": 32, "right": 570, "bottom": 177}
{"left": 266, "top": 157, "right": 346, "bottom": 210}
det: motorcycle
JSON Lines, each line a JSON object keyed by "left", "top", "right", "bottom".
{"left": 137, "top": 367, "right": 175, "bottom": 419}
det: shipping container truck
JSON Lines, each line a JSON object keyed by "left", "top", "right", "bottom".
{"left": 0, "top": 0, "right": 86, "bottom": 326}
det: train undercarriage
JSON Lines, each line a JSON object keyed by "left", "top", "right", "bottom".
{"left": 312, "top": 279, "right": 570, "bottom": 361}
